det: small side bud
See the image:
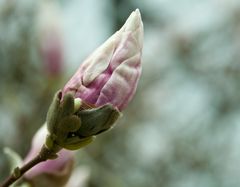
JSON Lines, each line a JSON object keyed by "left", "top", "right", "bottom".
{"left": 13, "top": 167, "right": 21, "bottom": 178}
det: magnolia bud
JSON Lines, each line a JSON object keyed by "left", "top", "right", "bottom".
{"left": 37, "top": 0, "right": 64, "bottom": 77}
{"left": 45, "top": 9, "right": 143, "bottom": 152}
{"left": 62, "top": 9, "right": 143, "bottom": 111}
{"left": 24, "top": 125, "right": 74, "bottom": 186}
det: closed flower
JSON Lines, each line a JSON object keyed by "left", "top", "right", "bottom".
{"left": 62, "top": 9, "right": 143, "bottom": 111}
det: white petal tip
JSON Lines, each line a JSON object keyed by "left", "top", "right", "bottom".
{"left": 134, "top": 9, "right": 141, "bottom": 16}
{"left": 129, "top": 8, "right": 142, "bottom": 23}
{"left": 121, "top": 9, "right": 143, "bottom": 32}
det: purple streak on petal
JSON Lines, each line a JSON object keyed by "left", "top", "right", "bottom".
{"left": 76, "top": 67, "right": 112, "bottom": 104}
{"left": 97, "top": 54, "right": 141, "bottom": 110}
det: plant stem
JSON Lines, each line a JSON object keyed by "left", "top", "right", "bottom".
{"left": 1, "top": 154, "right": 45, "bottom": 187}
{"left": 0, "top": 146, "right": 58, "bottom": 187}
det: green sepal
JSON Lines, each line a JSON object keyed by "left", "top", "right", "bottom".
{"left": 59, "top": 115, "right": 81, "bottom": 133}
{"left": 46, "top": 91, "right": 83, "bottom": 150}
{"left": 45, "top": 91, "right": 121, "bottom": 152}
{"left": 76, "top": 104, "right": 121, "bottom": 137}
{"left": 61, "top": 93, "right": 75, "bottom": 117}
{"left": 45, "top": 134, "right": 55, "bottom": 150}
{"left": 46, "top": 91, "right": 61, "bottom": 134}
{"left": 44, "top": 134, "right": 62, "bottom": 154}
{"left": 55, "top": 115, "right": 81, "bottom": 143}
{"left": 47, "top": 92, "right": 76, "bottom": 136}
{"left": 60, "top": 136, "right": 95, "bottom": 150}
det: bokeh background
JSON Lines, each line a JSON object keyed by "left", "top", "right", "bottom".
{"left": 1, "top": 0, "right": 240, "bottom": 186}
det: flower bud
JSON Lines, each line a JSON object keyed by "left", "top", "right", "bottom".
{"left": 62, "top": 9, "right": 143, "bottom": 111}
{"left": 24, "top": 125, "right": 74, "bottom": 186}
{"left": 44, "top": 10, "right": 142, "bottom": 153}
{"left": 37, "top": 1, "right": 63, "bottom": 76}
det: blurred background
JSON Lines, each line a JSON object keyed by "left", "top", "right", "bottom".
{"left": 1, "top": 0, "right": 240, "bottom": 186}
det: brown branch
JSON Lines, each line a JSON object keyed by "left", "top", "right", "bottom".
{"left": 0, "top": 146, "right": 58, "bottom": 187}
